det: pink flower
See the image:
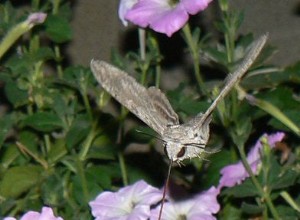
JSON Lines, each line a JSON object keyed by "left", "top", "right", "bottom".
{"left": 119, "top": 0, "right": 138, "bottom": 26}
{"left": 218, "top": 132, "right": 285, "bottom": 190}
{"left": 89, "top": 180, "right": 162, "bottom": 220}
{"left": 3, "top": 207, "right": 63, "bottom": 220}
{"left": 120, "top": 0, "right": 213, "bottom": 37}
{"left": 150, "top": 186, "right": 220, "bottom": 220}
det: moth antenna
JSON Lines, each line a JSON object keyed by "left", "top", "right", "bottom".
{"left": 196, "top": 154, "right": 210, "bottom": 162}
{"left": 158, "top": 159, "right": 173, "bottom": 220}
{"left": 135, "top": 129, "right": 165, "bottom": 142}
{"left": 184, "top": 143, "right": 206, "bottom": 149}
{"left": 203, "top": 148, "right": 221, "bottom": 154}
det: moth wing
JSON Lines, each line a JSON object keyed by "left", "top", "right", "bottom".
{"left": 147, "top": 87, "right": 179, "bottom": 126}
{"left": 91, "top": 60, "right": 178, "bottom": 135}
{"left": 198, "top": 34, "right": 269, "bottom": 125}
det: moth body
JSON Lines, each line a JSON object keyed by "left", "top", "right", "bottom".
{"left": 162, "top": 113, "right": 211, "bottom": 161}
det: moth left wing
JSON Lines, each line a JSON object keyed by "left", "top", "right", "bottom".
{"left": 91, "top": 60, "right": 179, "bottom": 136}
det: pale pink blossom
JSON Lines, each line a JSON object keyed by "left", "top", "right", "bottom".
{"left": 4, "top": 207, "right": 63, "bottom": 220}
{"left": 150, "top": 186, "right": 220, "bottom": 220}
{"left": 89, "top": 180, "right": 162, "bottom": 220}
{"left": 218, "top": 132, "right": 285, "bottom": 190}
{"left": 120, "top": 0, "right": 213, "bottom": 36}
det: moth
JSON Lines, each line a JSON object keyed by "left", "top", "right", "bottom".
{"left": 91, "top": 34, "right": 268, "bottom": 163}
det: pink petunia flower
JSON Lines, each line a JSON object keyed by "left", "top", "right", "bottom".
{"left": 3, "top": 207, "right": 63, "bottom": 220}
{"left": 150, "top": 186, "right": 220, "bottom": 220}
{"left": 89, "top": 180, "right": 162, "bottom": 220}
{"left": 218, "top": 132, "right": 285, "bottom": 190}
{"left": 120, "top": 0, "right": 213, "bottom": 37}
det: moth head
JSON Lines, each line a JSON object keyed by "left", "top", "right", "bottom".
{"left": 164, "top": 140, "right": 207, "bottom": 162}
{"left": 163, "top": 142, "right": 184, "bottom": 162}
{"left": 163, "top": 115, "right": 211, "bottom": 162}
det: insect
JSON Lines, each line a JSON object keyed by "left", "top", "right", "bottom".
{"left": 91, "top": 34, "right": 268, "bottom": 163}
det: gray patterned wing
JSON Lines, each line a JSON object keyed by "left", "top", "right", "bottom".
{"left": 196, "top": 34, "right": 269, "bottom": 126}
{"left": 91, "top": 60, "right": 179, "bottom": 136}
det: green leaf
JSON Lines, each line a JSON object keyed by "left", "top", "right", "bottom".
{"left": 258, "top": 87, "right": 298, "bottom": 110}
{"left": 219, "top": 203, "right": 242, "bottom": 220}
{"left": 86, "top": 166, "right": 112, "bottom": 189}
{"left": 242, "top": 69, "right": 290, "bottom": 90}
{"left": 41, "top": 173, "right": 64, "bottom": 206}
{"left": 269, "top": 109, "right": 300, "bottom": 132}
{"left": 0, "top": 165, "right": 43, "bottom": 198}
{"left": 22, "top": 112, "right": 63, "bottom": 132}
{"left": 66, "top": 116, "right": 90, "bottom": 150}
{"left": 224, "top": 178, "right": 259, "bottom": 198}
{"left": 30, "top": 47, "right": 55, "bottom": 61}
{"left": 270, "top": 167, "right": 297, "bottom": 190}
{"left": 0, "top": 114, "right": 14, "bottom": 147}
{"left": 47, "top": 138, "right": 67, "bottom": 165}
{"left": 19, "top": 130, "right": 39, "bottom": 151}
{"left": 45, "top": 15, "right": 72, "bottom": 43}
{"left": 88, "top": 140, "right": 116, "bottom": 161}
{"left": 4, "top": 81, "right": 28, "bottom": 107}
{"left": 0, "top": 143, "right": 20, "bottom": 169}
{"left": 167, "top": 84, "right": 209, "bottom": 116}
{"left": 201, "top": 149, "right": 236, "bottom": 188}
{"left": 276, "top": 205, "right": 300, "bottom": 220}
{"left": 241, "top": 202, "right": 264, "bottom": 215}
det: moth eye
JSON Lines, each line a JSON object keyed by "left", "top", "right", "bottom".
{"left": 194, "top": 133, "right": 198, "bottom": 138}
{"left": 177, "top": 147, "right": 186, "bottom": 158}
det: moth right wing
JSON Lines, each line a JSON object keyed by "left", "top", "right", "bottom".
{"left": 197, "top": 34, "right": 269, "bottom": 126}
{"left": 91, "top": 60, "right": 179, "bottom": 136}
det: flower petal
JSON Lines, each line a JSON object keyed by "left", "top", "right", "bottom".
{"left": 118, "top": 0, "right": 138, "bottom": 26}
{"left": 17, "top": 207, "right": 63, "bottom": 220}
{"left": 125, "top": 0, "right": 169, "bottom": 27}
{"left": 89, "top": 191, "right": 131, "bottom": 218}
{"left": 247, "top": 132, "right": 285, "bottom": 164}
{"left": 182, "top": 0, "right": 213, "bottom": 15}
{"left": 149, "top": 4, "right": 189, "bottom": 37}
{"left": 90, "top": 180, "right": 162, "bottom": 219}
{"left": 125, "top": 0, "right": 189, "bottom": 36}
{"left": 218, "top": 162, "right": 247, "bottom": 189}
{"left": 218, "top": 132, "right": 285, "bottom": 189}
{"left": 119, "top": 180, "right": 162, "bottom": 205}
{"left": 192, "top": 187, "right": 220, "bottom": 214}
{"left": 150, "top": 186, "right": 220, "bottom": 219}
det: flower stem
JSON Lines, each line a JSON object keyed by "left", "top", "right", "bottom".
{"left": 0, "top": 21, "right": 31, "bottom": 60}
{"left": 182, "top": 24, "right": 206, "bottom": 94}
{"left": 81, "top": 89, "right": 93, "bottom": 122}
{"left": 76, "top": 157, "right": 89, "bottom": 203}
{"left": 118, "top": 151, "right": 128, "bottom": 186}
{"left": 237, "top": 143, "right": 281, "bottom": 220}
{"left": 138, "top": 29, "right": 146, "bottom": 61}
{"left": 117, "top": 113, "right": 128, "bottom": 186}
{"left": 79, "top": 126, "right": 97, "bottom": 161}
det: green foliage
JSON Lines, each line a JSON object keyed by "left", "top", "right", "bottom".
{"left": 0, "top": 0, "right": 299, "bottom": 220}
